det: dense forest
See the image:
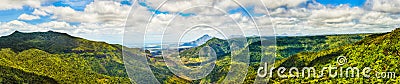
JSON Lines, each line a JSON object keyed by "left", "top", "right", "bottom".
{"left": 0, "top": 31, "right": 131, "bottom": 83}
{"left": 146, "top": 32, "right": 369, "bottom": 83}
{"left": 271, "top": 28, "right": 400, "bottom": 83}
{"left": 0, "top": 28, "right": 398, "bottom": 83}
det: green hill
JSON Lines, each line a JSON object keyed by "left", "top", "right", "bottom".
{"left": 0, "top": 65, "right": 57, "bottom": 84}
{"left": 273, "top": 28, "right": 400, "bottom": 83}
{"left": 0, "top": 31, "right": 130, "bottom": 83}
{"left": 0, "top": 29, "right": 380, "bottom": 83}
{"left": 148, "top": 33, "right": 367, "bottom": 83}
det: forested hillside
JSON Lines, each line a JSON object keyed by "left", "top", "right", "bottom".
{"left": 0, "top": 29, "right": 381, "bottom": 83}
{"left": 272, "top": 28, "right": 400, "bottom": 83}
{"left": 0, "top": 31, "right": 131, "bottom": 83}
{"left": 147, "top": 32, "right": 367, "bottom": 83}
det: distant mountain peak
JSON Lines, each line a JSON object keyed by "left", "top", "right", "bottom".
{"left": 13, "top": 30, "right": 21, "bottom": 33}
{"left": 9, "top": 30, "right": 71, "bottom": 37}
{"left": 198, "top": 34, "right": 212, "bottom": 39}
{"left": 181, "top": 34, "right": 213, "bottom": 47}
{"left": 0, "top": 31, "right": 84, "bottom": 53}
{"left": 10, "top": 30, "right": 22, "bottom": 35}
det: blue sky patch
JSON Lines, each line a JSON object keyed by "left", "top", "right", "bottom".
{"left": 0, "top": 6, "right": 33, "bottom": 22}
{"left": 42, "top": 0, "right": 94, "bottom": 11}
{"left": 316, "top": 0, "right": 366, "bottom": 7}
{"left": 120, "top": 0, "right": 132, "bottom": 6}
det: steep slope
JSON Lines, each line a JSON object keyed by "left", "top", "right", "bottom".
{"left": 273, "top": 28, "right": 400, "bottom": 83}
{"left": 179, "top": 34, "right": 366, "bottom": 62}
{"left": 151, "top": 34, "right": 366, "bottom": 83}
{"left": 0, "top": 65, "right": 57, "bottom": 84}
{"left": 180, "top": 38, "right": 230, "bottom": 58}
{"left": 0, "top": 31, "right": 122, "bottom": 54}
{"left": 0, "top": 48, "right": 130, "bottom": 83}
{"left": 275, "top": 34, "right": 366, "bottom": 59}
{"left": 0, "top": 31, "right": 79, "bottom": 53}
{"left": 0, "top": 31, "right": 130, "bottom": 83}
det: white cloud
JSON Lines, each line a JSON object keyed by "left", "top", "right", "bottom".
{"left": 366, "top": 0, "right": 400, "bottom": 13}
{"left": 141, "top": 0, "right": 307, "bottom": 15}
{"left": 6, "top": 20, "right": 28, "bottom": 26}
{"left": 123, "top": 1, "right": 277, "bottom": 43}
{"left": 260, "top": 2, "right": 400, "bottom": 35}
{"left": 308, "top": 5, "right": 364, "bottom": 27}
{"left": 0, "top": 20, "right": 47, "bottom": 33}
{"left": 40, "top": 1, "right": 130, "bottom": 24}
{"left": 41, "top": 6, "right": 97, "bottom": 23}
{"left": 38, "top": 21, "right": 73, "bottom": 30}
{"left": 262, "top": 0, "right": 308, "bottom": 9}
{"left": 2, "top": 0, "right": 400, "bottom": 44}
{"left": 0, "top": 0, "right": 43, "bottom": 10}
{"left": 0, "top": 1, "right": 131, "bottom": 44}
{"left": 0, "top": 20, "right": 125, "bottom": 44}
{"left": 18, "top": 14, "right": 40, "bottom": 20}
{"left": 0, "top": 20, "right": 124, "bottom": 41}
{"left": 32, "top": 9, "right": 48, "bottom": 16}
{"left": 359, "top": 11, "right": 400, "bottom": 27}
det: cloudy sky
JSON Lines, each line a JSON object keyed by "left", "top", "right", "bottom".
{"left": 0, "top": 0, "right": 400, "bottom": 45}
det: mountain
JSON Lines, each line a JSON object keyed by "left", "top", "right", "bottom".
{"left": 0, "top": 31, "right": 123, "bottom": 53}
{"left": 0, "top": 29, "right": 383, "bottom": 83}
{"left": 0, "top": 31, "right": 131, "bottom": 83}
{"left": 181, "top": 34, "right": 213, "bottom": 47}
{"left": 149, "top": 33, "right": 367, "bottom": 83}
{"left": 272, "top": 28, "right": 400, "bottom": 83}
{"left": 0, "top": 31, "right": 79, "bottom": 53}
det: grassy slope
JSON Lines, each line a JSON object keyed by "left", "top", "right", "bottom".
{"left": 0, "top": 30, "right": 377, "bottom": 83}
{"left": 272, "top": 28, "right": 400, "bottom": 83}
{"left": 149, "top": 33, "right": 367, "bottom": 83}
{"left": 0, "top": 65, "right": 57, "bottom": 84}
{"left": 0, "top": 31, "right": 131, "bottom": 83}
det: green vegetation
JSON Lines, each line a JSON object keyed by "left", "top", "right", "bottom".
{"left": 147, "top": 32, "right": 368, "bottom": 83}
{"left": 1, "top": 27, "right": 398, "bottom": 83}
{"left": 271, "top": 28, "right": 400, "bottom": 83}
{"left": 275, "top": 34, "right": 366, "bottom": 59}
{"left": 0, "top": 65, "right": 57, "bottom": 84}
{"left": 0, "top": 31, "right": 130, "bottom": 83}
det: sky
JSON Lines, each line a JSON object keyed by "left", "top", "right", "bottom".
{"left": 0, "top": 0, "right": 400, "bottom": 46}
